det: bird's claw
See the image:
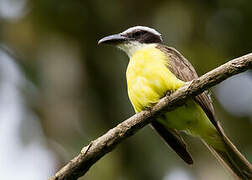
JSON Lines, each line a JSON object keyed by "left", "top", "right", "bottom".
{"left": 166, "top": 90, "right": 174, "bottom": 97}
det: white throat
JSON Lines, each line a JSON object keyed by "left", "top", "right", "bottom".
{"left": 117, "top": 41, "right": 157, "bottom": 58}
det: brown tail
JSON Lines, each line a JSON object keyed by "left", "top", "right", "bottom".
{"left": 203, "top": 122, "right": 252, "bottom": 180}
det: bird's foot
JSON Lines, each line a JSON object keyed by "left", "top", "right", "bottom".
{"left": 166, "top": 90, "right": 174, "bottom": 97}
{"left": 143, "top": 106, "right": 152, "bottom": 111}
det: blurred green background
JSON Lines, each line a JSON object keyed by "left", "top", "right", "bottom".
{"left": 0, "top": 0, "right": 251, "bottom": 179}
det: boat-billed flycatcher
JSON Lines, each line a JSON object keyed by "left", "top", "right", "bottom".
{"left": 98, "top": 26, "right": 252, "bottom": 179}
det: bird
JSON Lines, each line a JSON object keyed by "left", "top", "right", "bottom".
{"left": 98, "top": 26, "right": 252, "bottom": 179}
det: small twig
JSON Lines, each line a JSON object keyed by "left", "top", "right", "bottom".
{"left": 83, "top": 141, "right": 93, "bottom": 157}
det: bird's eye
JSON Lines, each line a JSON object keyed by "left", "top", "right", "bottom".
{"left": 127, "top": 31, "right": 147, "bottom": 39}
{"left": 133, "top": 31, "right": 141, "bottom": 37}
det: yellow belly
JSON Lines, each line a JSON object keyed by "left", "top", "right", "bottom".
{"left": 126, "top": 46, "right": 184, "bottom": 112}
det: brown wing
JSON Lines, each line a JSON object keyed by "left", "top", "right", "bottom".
{"left": 156, "top": 45, "right": 252, "bottom": 177}
{"left": 152, "top": 45, "right": 219, "bottom": 165}
{"left": 157, "top": 45, "right": 218, "bottom": 128}
{"left": 151, "top": 121, "right": 193, "bottom": 164}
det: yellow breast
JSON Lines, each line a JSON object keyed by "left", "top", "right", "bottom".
{"left": 126, "top": 45, "right": 184, "bottom": 112}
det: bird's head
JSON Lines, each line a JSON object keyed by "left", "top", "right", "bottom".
{"left": 98, "top": 26, "right": 163, "bottom": 57}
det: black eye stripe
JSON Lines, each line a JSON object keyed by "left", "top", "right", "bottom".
{"left": 123, "top": 29, "right": 162, "bottom": 43}
{"left": 134, "top": 31, "right": 146, "bottom": 37}
{"left": 134, "top": 31, "right": 142, "bottom": 36}
{"left": 125, "top": 30, "right": 146, "bottom": 38}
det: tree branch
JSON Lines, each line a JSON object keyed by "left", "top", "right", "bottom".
{"left": 49, "top": 53, "right": 252, "bottom": 180}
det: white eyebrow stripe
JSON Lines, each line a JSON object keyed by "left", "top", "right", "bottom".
{"left": 121, "top": 26, "right": 161, "bottom": 37}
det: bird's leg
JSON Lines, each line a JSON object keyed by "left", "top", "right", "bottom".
{"left": 144, "top": 90, "right": 174, "bottom": 112}
{"left": 166, "top": 90, "right": 174, "bottom": 97}
{"left": 143, "top": 106, "right": 152, "bottom": 111}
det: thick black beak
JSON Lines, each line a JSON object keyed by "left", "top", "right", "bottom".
{"left": 98, "top": 34, "right": 127, "bottom": 45}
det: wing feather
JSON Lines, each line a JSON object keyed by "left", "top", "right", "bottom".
{"left": 151, "top": 121, "right": 193, "bottom": 164}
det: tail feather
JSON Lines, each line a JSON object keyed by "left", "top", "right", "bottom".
{"left": 203, "top": 122, "right": 252, "bottom": 180}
